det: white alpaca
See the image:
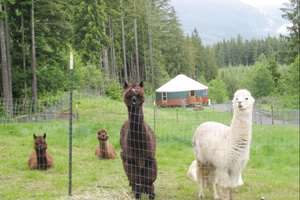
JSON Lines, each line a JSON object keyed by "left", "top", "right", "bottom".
{"left": 192, "top": 89, "right": 255, "bottom": 200}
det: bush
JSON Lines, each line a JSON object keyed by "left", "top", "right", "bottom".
{"left": 105, "top": 82, "right": 122, "bottom": 101}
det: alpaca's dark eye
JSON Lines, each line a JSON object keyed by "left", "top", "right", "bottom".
{"left": 246, "top": 98, "right": 248, "bottom": 100}
{"left": 137, "top": 94, "right": 141, "bottom": 98}
{"left": 236, "top": 98, "right": 238, "bottom": 100}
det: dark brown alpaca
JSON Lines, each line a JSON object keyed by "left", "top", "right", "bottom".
{"left": 95, "top": 129, "right": 119, "bottom": 159}
{"left": 120, "top": 82, "right": 158, "bottom": 200}
{"left": 28, "top": 133, "right": 55, "bottom": 170}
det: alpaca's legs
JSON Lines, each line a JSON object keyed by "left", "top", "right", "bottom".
{"left": 132, "top": 183, "right": 142, "bottom": 199}
{"left": 207, "top": 182, "right": 219, "bottom": 199}
{"left": 218, "top": 170, "right": 231, "bottom": 200}
{"left": 144, "top": 159, "right": 157, "bottom": 200}
{"left": 229, "top": 171, "right": 240, "bottom": 189}
{"left": 144, "top": 179, "right": 155, "bottom": 200}
{"left": 123, "top": 158, "right": 142, "bottom": 199}
{"left": 207, "top": 177, "right": 219, "bottom": 199}
{"left": 220, "top": 187, "right": 230, "bottom": 200}
{"left": 229, "top": 188, "right": 236, "bottom": 200}
{"left": 196, "top": 161, "right": 205, "bottom": 198}
{"left": 147, "top": 186, "right": 155, "bottom": 200}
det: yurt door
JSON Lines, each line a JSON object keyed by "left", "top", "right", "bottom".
{"left": 189, "top": 90, "right": 196, "bottom": 104}
{"left": 162, "top": 92, "right": 167, "bottom": 104}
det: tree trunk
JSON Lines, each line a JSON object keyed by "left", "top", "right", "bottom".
{"left": 133, "top": 0, "right": 140, "bottom": 83}
{"left": 30, "top": 0, "right": 37, "bottom": 111}
{"left": 130, "top": 52, "right": 135, "bottom": 82}
{"left": 142, "top": 26, "right": 149, "bottom": 93}
{"left": 147, "top": 0, "right": 154, "bottom": 93}
{"left": 108, "top": 15, "right": 117, "bottom": 81}
{"left": 120, "top": 0, "right": 128, "bottom": 83}
{"left": 0, "top": 1, "right": 12, "bottom": 116}
{"left": 103, "top": 47, "right": 109, "bottom": 77}
{"left": 102, "top": 21, "right": 109, "bottom": 78}
{"left": 21, "top": 5, "right": 27, "bottom": 104}
{"left": 4, "top": 5, "right": 12, "bottom": 96}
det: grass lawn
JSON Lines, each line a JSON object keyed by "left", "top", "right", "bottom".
{"left": 0, "top": 96, "right": 299, "bottom": 199}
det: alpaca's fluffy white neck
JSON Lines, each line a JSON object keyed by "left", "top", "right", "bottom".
{"left": 230, "top": 109, "right": 253, "bottom": 144}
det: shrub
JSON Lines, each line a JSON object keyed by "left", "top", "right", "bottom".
{"left": 105, "top": 82, "right": 122, "bottom": 101}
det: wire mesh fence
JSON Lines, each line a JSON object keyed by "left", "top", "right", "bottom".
{"left": 0, "top": 90, "right": 299, "bottom": 199}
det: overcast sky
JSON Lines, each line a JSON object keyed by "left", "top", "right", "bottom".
{"left": 241, "top": 0, "right": 291, "bottom": 34}
{"left": 170, "top": 0, "right": 290, "bottom": 12}
{"left": 241, "top": 0, "right": 290, "bottom": 10}
{"left": 169, "top": 0, "right": 291, "bottom": 36}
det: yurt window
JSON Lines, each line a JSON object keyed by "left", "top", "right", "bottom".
{"left": 162, "top": 92, "right": 167, "bottom": 101}
{"left": 190, "top": 91, "right": 195, "bottom": 96}
{"left": 203, "top": 89, "right": 208, "bottom": 95}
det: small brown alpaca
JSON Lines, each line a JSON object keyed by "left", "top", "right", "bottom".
{"left": 95, "top": 129, "right": 119, "bottom": 159}
{"left": 120, "top": 82, "right": 157, "bottom": 200}
{"left": 28, "top": 133, "right": 55, "bottom": 170}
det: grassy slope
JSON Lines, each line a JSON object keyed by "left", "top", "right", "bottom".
{"left": 0, "top": 96, "right": 299, "bottom": 199}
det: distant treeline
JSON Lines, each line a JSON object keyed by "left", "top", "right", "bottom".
{"left": 211, "top": 35, "right": 289, "bottom": 68}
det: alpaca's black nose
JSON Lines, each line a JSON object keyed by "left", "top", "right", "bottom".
{"left": 132, "top": 96, "right": 137, "bottom": 103}
{"left": 238, "top": 101, "right": 243, "bottom": 108}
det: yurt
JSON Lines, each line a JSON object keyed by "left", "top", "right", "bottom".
{"left": 155, "top": 74, "right": 209, "bottom": 106}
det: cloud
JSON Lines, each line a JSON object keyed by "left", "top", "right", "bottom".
{"left": 241, "top": 0, "right": 289, "bottom": 10}
{"left": 277, "top": 23, "right": 292, "bottom": 34}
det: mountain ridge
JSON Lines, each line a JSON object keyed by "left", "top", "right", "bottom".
{"left": 170, "top": 0, "right": 287, "bottom": 45}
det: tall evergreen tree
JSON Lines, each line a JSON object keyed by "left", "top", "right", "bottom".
{"left": 72, "top": 0, "right": 108, "bottom": 64}
{"left": 0, "top": 0, "right": 13, "bottom": 115}
{"left": 267, "top": 53, "right": 281, "bottom": 87}
{"left": 280, "top": 0, "right": 300, "bottom": 63}
{"left": 30, "top": 0, "right": 37, "bottom": 111}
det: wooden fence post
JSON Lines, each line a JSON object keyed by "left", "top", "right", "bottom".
{"left": 282, "top": 106, "right": 285, "bottom": 125}
{"left": 271, "top": 105, "right": 274, "bottom": 125}
{"left": 259, "top": 105, "right": 262, "bottom": 125}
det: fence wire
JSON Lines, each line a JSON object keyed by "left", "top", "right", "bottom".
{"left": 0, "top": 91, "right": 299, "bottom": 199}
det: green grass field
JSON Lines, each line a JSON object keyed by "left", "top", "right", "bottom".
{"left": 0, "top": 96, "right": 299, "bottom": 199}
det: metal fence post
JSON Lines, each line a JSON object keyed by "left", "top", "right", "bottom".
{"left": 69, "top": 52, "right": 73, "bottom": 196}
{"left": 154, "top": 101, "right": 156, "bottom": 132}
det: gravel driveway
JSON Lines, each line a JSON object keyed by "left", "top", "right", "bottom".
{"left": 206, "top": 104, "right": 299, "bottom": 126}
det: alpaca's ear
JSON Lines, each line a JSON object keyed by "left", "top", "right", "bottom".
{"left": 123, "top": 82, "right": 128, "bottom": 89}
{"left": 106, "top": 134, "right": 109, "bottom": 139}
{"left": 139, "top": 81, "right": 144, "bottom": 88}
{"left": 251, "top": 95, "right": 255, "bottom": 103}
{"left": 43, "top": 133, "right": 46, "bottom": 139}
{"left": 33, "top": 134, "right": 37, "bottom": 139}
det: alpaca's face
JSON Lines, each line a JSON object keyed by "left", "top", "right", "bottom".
{"left": 232, "top": 89, "right": 255, "bottom": 111}
{"left": 33, "top": 133, "right": 47, "bottom": 151}
{"left": 97, "top": 129, "right": 109, "bottom": 141}
{"left": 123, "top": 82, "right": 145, "bottom": 107}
